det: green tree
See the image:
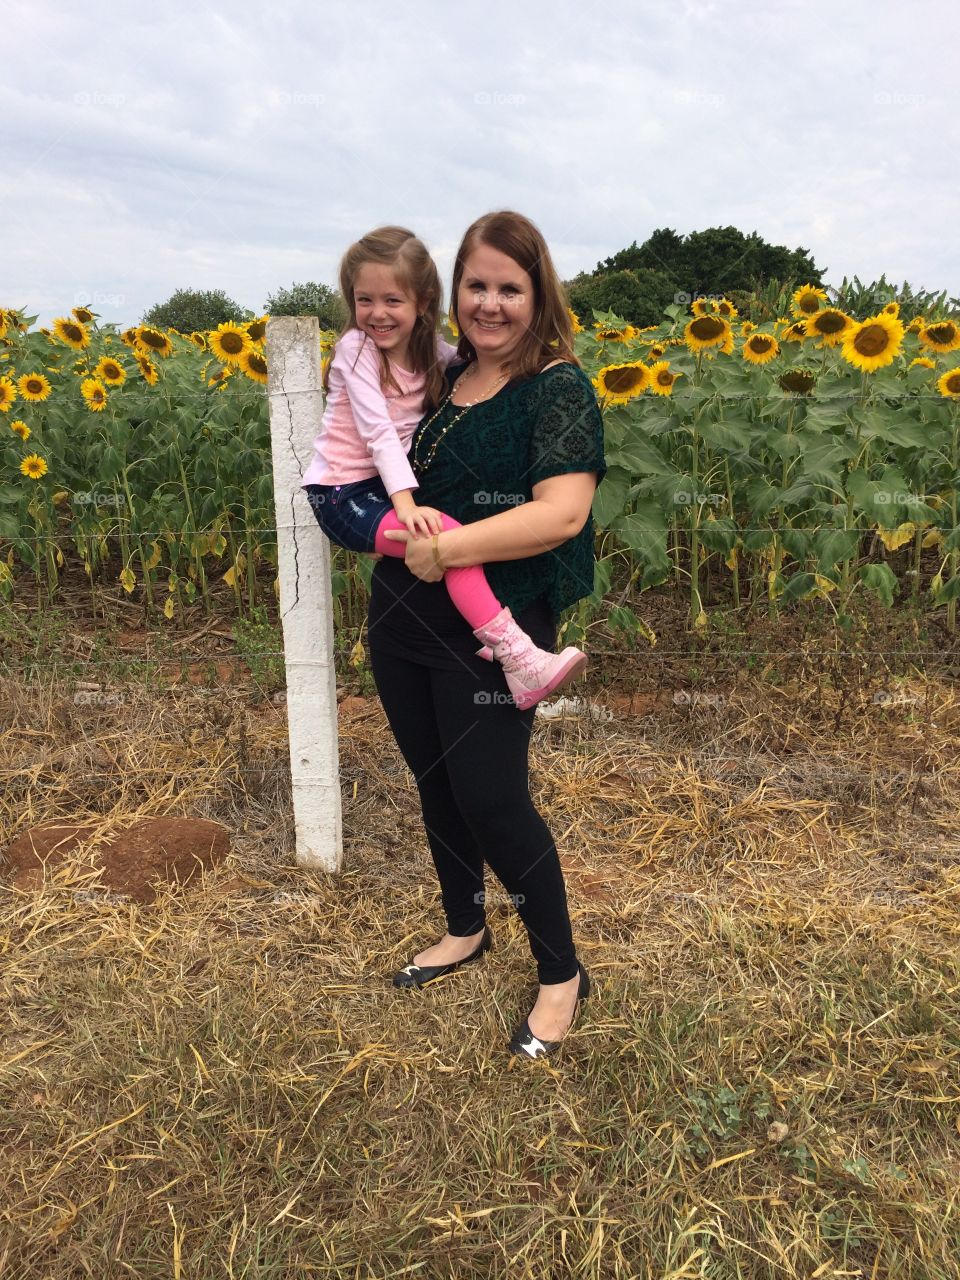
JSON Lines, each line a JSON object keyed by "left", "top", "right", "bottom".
{"left": 567, "top": 268, "right": 677, "bottom": 327}
{"left": 264, "top": 282, "right": 346, "bottom": 330}
{"left": 142, "top": 288, "right": 249, "bottom": 333}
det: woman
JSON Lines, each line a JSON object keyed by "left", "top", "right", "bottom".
{"left": 368, "top": 210, "right": 606, "bottom": 1060}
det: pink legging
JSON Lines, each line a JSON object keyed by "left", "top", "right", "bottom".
{"left": 373, "top": 511, "right": 502, "bottom": 630}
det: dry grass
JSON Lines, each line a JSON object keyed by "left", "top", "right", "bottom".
{"left": 2, "top": 634, "right": 960, "bottom": 1278}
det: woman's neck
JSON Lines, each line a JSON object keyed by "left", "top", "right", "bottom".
{"left": 470, "top": 352, "right": 506, "bottom": 381}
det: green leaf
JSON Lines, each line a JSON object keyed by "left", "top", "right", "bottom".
{"left": 859, "top": 563, "right": 898, "bottom": 607}
{"left": 816, "top": 528, "right": 860, "bottom": 570}
{"left": 592, "top": 466, "right": 631, "bottom": 528}
{"left": 781, "top": 571, "right": 817, "bottom": 601}
{"left": 693, "top": 419, "right": 751, "bottom": 451}
{"left": 932, "top": 575, "right": 960, "bottom": 603}
{"left": 591, "top": 556, "right": 614, "bottom": 603}
{"left": 607, "top": 429, "right": 675, "bottom": 476}
{"left": 612, "top": 500, "right": 671, "bottom": 581}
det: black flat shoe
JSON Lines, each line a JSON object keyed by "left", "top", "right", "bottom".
{"left": 508, "top": 962, "right": 590, "bottom": 1059}
{"left": 392, "top": 925, "right": 492, "bottom": 989}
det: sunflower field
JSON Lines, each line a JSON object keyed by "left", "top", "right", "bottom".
{"left": 2, "top": 291, "right": 960, "bottom": 638}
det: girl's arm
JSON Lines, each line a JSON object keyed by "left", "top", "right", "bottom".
{"left": 382, "top": 473, "right": 598, "bottom": 579}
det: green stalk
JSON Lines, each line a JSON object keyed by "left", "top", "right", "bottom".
{"left": 947, "top": 417, "right": 959, "bottom": 634}
{"left": 723, "top": 456, "right": 740, "bottom": 609}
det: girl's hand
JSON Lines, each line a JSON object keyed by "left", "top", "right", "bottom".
{"left": 400, "top": 506, "right": 445, "bottom": 538}
{"left": 381, "top": 528, "right": 444, "bottom": 581}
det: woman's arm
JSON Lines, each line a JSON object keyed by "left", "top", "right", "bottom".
{"left": 381, "top": 471, "right": 598, "bottom": 580}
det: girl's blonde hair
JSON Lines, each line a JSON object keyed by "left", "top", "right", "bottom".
{"left": 449, "top": 210, "right": 578, "bottom": 381}
{"left": 324, "top": 226, "right": 446, "bottom": 413}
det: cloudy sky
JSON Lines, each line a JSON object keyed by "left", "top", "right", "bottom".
{"left": 4, "top": 0, "right": 958, "bottom": 328}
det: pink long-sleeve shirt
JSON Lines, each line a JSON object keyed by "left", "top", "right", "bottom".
{"left": 301, "top": 327, "right": 460, "bottom": 496}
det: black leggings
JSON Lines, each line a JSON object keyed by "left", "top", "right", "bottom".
{"left": 369, "top": 645, "right": 579, "bottom": 984}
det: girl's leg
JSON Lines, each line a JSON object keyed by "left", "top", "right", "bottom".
{"left": 374, "top": 512, "right": 501, "bottom": 629}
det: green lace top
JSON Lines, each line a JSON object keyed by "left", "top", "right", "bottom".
{"left": 408, "top": 360, "right": 607, "bottom": 617}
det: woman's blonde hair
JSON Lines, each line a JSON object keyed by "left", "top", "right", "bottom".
{"left": 450, "top": 210, "right": 578, "bottom": 381}
{"left": 325, "top": 226, "right": 446, "bottom": 412}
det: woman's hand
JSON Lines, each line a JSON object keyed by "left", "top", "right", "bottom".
{"left": 380, "top": 528, "right": 445, "bottom": 581}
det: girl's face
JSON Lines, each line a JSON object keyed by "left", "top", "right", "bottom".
{"left": 353, "top": 263, "right": 419, "bottom": 365}
{"left": 456, "top": 243, "right": 535, "bottom": 365}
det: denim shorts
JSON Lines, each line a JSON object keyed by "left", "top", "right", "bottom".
{"left": 303, "top": 477, "right": 392, "bottom": 554}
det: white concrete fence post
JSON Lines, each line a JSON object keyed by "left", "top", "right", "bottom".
{"left": 265, "top": 316, "right": 343, "bottom": 871}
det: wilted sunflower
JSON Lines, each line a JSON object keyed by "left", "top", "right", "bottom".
{"left": 938, "top": 367, "right": 960, "bottom": 399}
{"left": 135, "top": 325, "right": 174, "bottom": 358}
{"left": 189, "top": 331, "right": 207, "bottom": 350}
{"left": 919, "top": 320, "right": 960, "bottom": 354}
{"left": 648, "top": 361, "right": 682, "bottom": 396}
{"left": 910, "top": 357, "right": 936, "bottom": 369}
{"left": 684, "top": 314, "right": 732, "bottom": 353}
{"left": 805, "top": 308, "right": 853, "bottom": 347}
{"left": 80, "top": 377, "right": 108, "bottom": 411}
{"left": 790, "top": 284, "right": 828, "bottom": 317}
{"left": 53, "top": 316, "right": 90, "bottom": 350}
{"left": 841, "top": 312, "right": 905, "bottom": 373}
{"left": 136, "top": 355, "right": 159, "bottom": 386}
{"left": 20, "top": 453, "right": 48, "bottom": 480}
{"left": 0, "top": 376, "right": 17, "bottom": 412}
{"left": 18, "top": 372, "right": 52, "bottom": 401}
{"left": 593, "top": 361, "right": 650, "bottom": 405}
{"left": 245, "top": 315, "right": 269, "bottom": 343}
{"left": 120, "top": 328, "right": 139, "bottom": 347}
{"left": 9, "top": 419, "right": 31, "bottom": 440}
{"left": 72, "top": 305, "right": 95, "bottom": 323}
{"left": 94, "top": 357, "right": 126, "bottom": 385}
{"left": 593, "top": 322, "right": 631, "bottom": 343}
{"left": 742, "top": 333, "right": 780, "bottom": 365}
{"left": 778, "top": 367, "right": 817, "bottom": 395}
{"left": 240, "top": 348, "right": 268, "bottom": 384}
{"left": 208, "top": 323, "right": 254, "bottom": 365}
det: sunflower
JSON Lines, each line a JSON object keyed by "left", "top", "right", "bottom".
{"left": 20, "top": 454, "right": 48, "bottom": 480}
{"left": 566, "top": 308, "right": 584, "bottom": 335}
{"left": 805, "top": 308, "right": 853, "bottom": 347}
{"left": 135, "top": 325, "right": 174, "bottom": 358}
{"left": 120, "top": 328, "right": 139, "bottom": 347}
{"left": 208, "top": 366, "right": 233, "bottom": 388}
{"left": 841, "top": 312, "right": 905, "bottom": 373}
{"left": 647, "top": 343, "right": 666, "bottom": 358}
{"left": 716, "top": 298, "right": 738, "bottom": 319}
{"left": 882, "top": 301, "right": 900, "bottom": 317}
{"left": 684, "top": 314, "right": 732, "bottom": 353}
{"left": 790, "top": 284, "right": 828, "bottom": 317}
{"left": 136, "top": 354, "right": 159, "bottom": 386}
{"left": 94, "top": 357, "right": 126, "bottom": 386}
{"left": 740, "top": 321, "right": 757, "bottom": 335}
{"left": 0, "top": 376, "right": 16, "bottom": 412}
{"left": 0, "top": 310, "right": 8, "bottom": 340}
{"left": 906, "top": 316, "right": 925, "bottom": 334}
{"left": 240, "top": 348, "right": 268, "bottom": 384}
{"left": 245, "top": 315, "right": 269, "bottom": 343}
{"left": 72, "top": 305, "right": 95, "bottom": 323}
{"left": 691, "top": 298, "right": 719, "bottom": 318}
{"left": 919, "top": 320, "right": 960, "bottom": 354}
{"left": 648, "top": 361, "right": 682, "bottom": 396}
{"left": 189, "top": 331, "right": 207, "bottom": 350}
{"left": 778, "top": 367, "right": 817, "bottom": 395}
{"left": 937, "top": 367, "right": 960, "bottom": 399}
{"left": 593, "top": 361, "right": 650, "bottom": 405}
{"left": 910, "top": 357, "right": 936, "bottom": 369}
{"left": 80, "top": 377, "right": 108, "bottom": 411}
{"left": 593, "top": 322, "right": 631, "bottom": 343}
{"left": 9, "top": 419, "right": 31, "bottom": 440}
{"left": 18, "top": 372, "right": 52, "bottom": 402}
{"left": 52, "top": 316, "right": 90, "bottom": 350}
{"left": 742, "top": 332, "right": 780, "bottom": 365}
{"left": 781, "top": 320, "right": 809, "bottom": 343}
{"left": 208, "top": 322, "right": 254, "bottom": 365}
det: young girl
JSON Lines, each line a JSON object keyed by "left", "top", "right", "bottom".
{"left": 301, "top": 225, "right": 587, "bottom": 710}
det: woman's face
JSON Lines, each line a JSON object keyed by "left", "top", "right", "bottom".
{"left": 456, "top": 243, "right": 535, "bottom": 364}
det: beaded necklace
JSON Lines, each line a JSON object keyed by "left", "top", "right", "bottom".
{"left": 411, "top": 365, "right": 507, "bottom": 476}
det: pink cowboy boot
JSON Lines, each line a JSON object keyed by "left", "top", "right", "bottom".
{"left": 472, "top": 607, "right": 588, "bottom": 711}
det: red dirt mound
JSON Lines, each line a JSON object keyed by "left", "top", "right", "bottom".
{"left": 2, "top": 817, "right": 230, "bottom": 902}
